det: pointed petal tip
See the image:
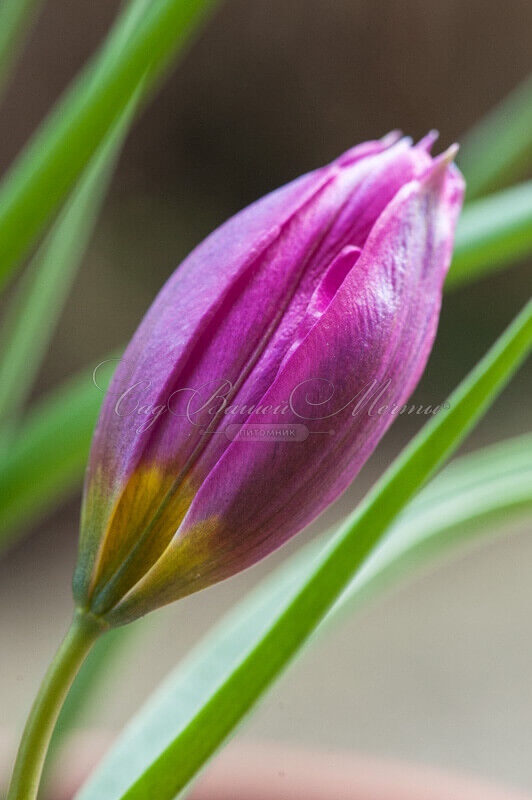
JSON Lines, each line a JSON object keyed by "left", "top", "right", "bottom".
{"left": 417, "top": 130, "right": 439, "bottom": 153}
{"left": 419, "top": 143, "right": 460, "bottom": 187}
{"left": 438, "top": 142, "right": 459, "bottom": 164}
{"left": 381, "top": 129, "right": 402, "bottom": 147}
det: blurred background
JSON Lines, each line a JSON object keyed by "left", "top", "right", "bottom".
{"left": 1, "top": 0, "right": 531, "bottom": 793}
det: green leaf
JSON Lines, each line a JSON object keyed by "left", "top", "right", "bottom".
{"left": 447, "top": 180, "right": 532, "bottom": 288}
{"left": 459, "top": 73, "right": 532, "bottom": 200}
{"left": 338, "top": 432, "right": 532, "bottom": 615}
{"left": 64, "top": 426, "right": 532, "bottom": 796}
{"left": 74, "top": 435, "right": 532, "bottom": 800}
{"left": 0, "top": 0, "right": 218, "bottom": 290}
{"left": 0, "top": 0, "right": 45, "bottom": 97}
{"left": 0, "top": 356, "right": 119, "bottom": 550}
{"left": 76, "top": 300, "right": 532, "bottom": 800}
{"left": 0, "top": 87, "right": 141, "bottom": 429}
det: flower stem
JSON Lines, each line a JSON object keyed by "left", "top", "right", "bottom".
{"left": 7, "top": 608, "right": 105, "bottom": 800}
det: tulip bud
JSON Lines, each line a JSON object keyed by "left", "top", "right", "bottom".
{"left": 74, "top": 133, "right": 464, "bottom": 626}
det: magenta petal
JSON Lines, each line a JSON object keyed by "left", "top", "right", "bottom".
{"left": 104, "top": 149, "right": 464, "bottom": 624}
{"left": 77, "top": 137, "right": 428, "bottom": 606}
{"left": 84, "top": 136, "right": 409, "bottom": 498}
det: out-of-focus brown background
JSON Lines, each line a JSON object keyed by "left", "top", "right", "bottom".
{"left": 1, "top": 0, "right": 531, "bottom": 793}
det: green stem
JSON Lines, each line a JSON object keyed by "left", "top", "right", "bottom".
{"left": 7, "top": 609, "right": 106, "bottom": 800}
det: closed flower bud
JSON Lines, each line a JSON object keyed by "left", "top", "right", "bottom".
{"left": 74, "top": 132, "right": 464, "bottom": 626}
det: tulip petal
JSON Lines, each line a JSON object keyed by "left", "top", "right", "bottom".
{"left": 76, "top": 138, "right": 430, "bottom": 611}
{"left": 105, "top": 154, "right": 464, "bottom": 624}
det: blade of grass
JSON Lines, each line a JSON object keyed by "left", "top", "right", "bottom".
{"left": 0, "top": 86, "right": 141, "bottom": 429}
{"left": 459, "top": 73, "right": 532, "bottom": 200}
{"left": 0, "top": 0, "right": 218, "bottom": 290}
{"left": 0, "top": 0, "right": 45, "bottom": 97}
{"left": 72, "top": 434, "right": 532, "bottom": 800}
{"left": 0, "top": 355, "right": 120, "bottom": 549}
{"left": 337, "top": 432, "right": 532, "bottom": 615}
{"left": 447, "top": 180, "right": 532, "bottom": 288}
{"left": 76, "top": 300, "right": 532, "bottom": 800}
{"left": 88, "top": 0, "right": 159, "bottom": 73}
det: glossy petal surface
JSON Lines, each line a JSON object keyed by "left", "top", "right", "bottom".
{"left": 73, "top": 135, "right": 464, "bottom": 624}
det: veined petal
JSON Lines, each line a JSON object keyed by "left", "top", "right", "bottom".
{"left": 75, "top": 137, "right": 430, "bottom": 612}
{"left": 104, "top": 151, "right": 464, "bottom": 625}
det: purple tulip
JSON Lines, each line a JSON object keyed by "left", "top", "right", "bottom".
{"left": 74, "top": 132, "right": 464, "bottom": 626}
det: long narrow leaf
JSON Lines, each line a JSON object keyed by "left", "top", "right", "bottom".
{"left": 338, "top": 432, "right": 532, "bottom": 614}
{"left": 76, "top": 300, "right": 532, "bottom": 800}
{"left": 0, "top": 356, "right": 119, "bottom": 549}
{"left": 448, "top": 180, "right": 532, "bottom": 288}
{"left": 0, "top": 0, "right": 218, "bottom": 289}
{"left": 70, "top": 434, "right": 532, "bottom": 798}
{"left": 0, "top": 0, "right": 45, "bottom": 97}
{"left": 459, "top": 73, "right": 532, "bottom": 200}
{"left": 29, "top": 431, "right": 523, "bottom": 795}
{"left": 0, "top": 88, "right": 141, "bottom": 428}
